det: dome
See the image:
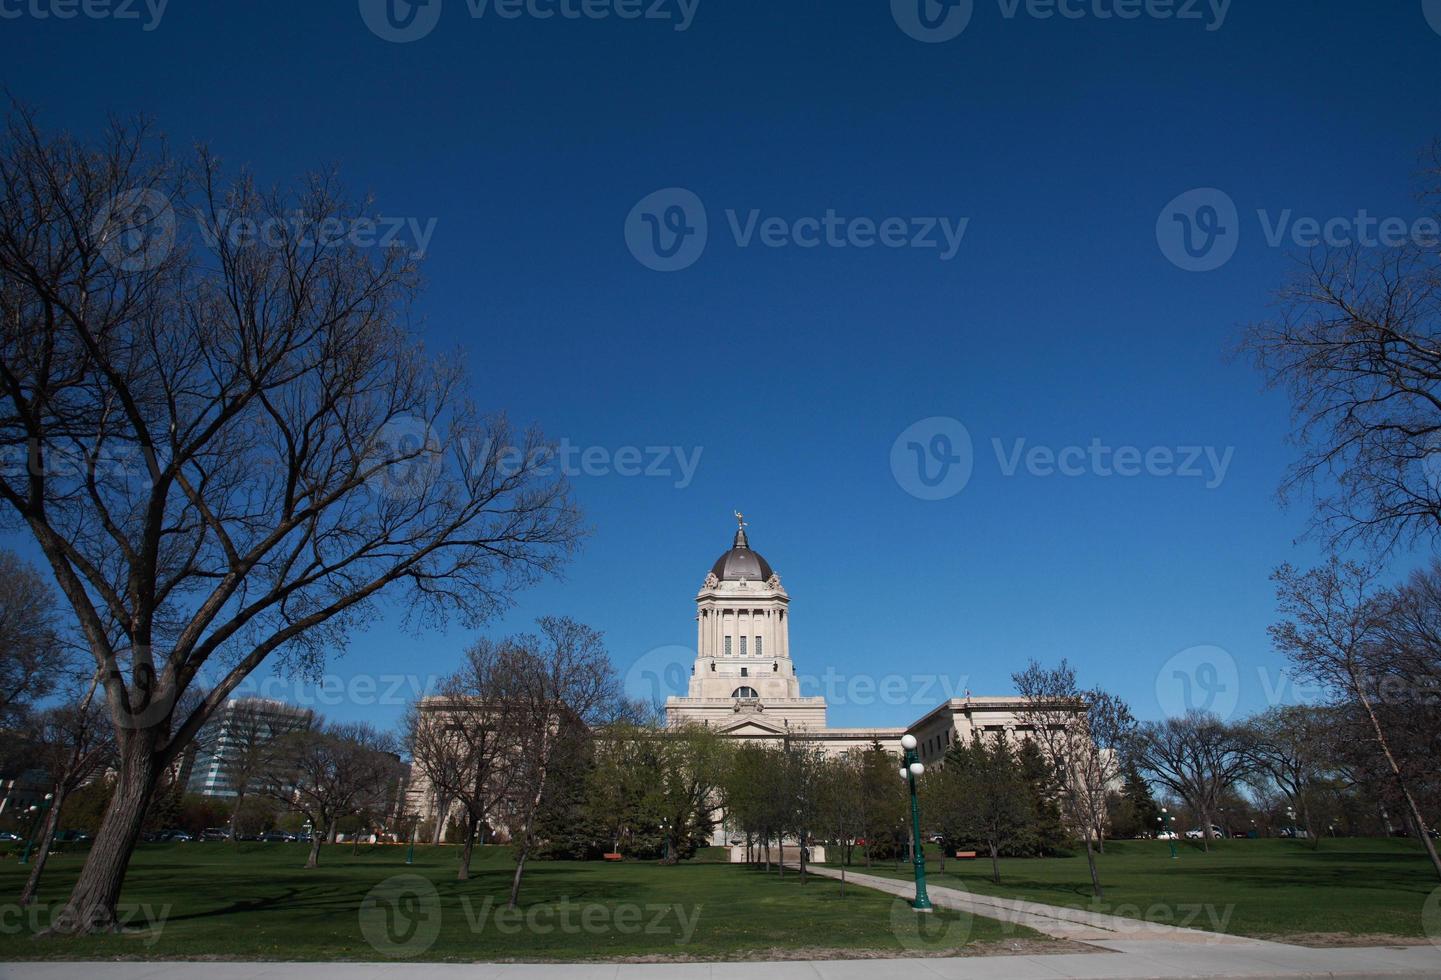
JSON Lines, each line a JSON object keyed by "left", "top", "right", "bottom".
{"left": 710, "top": 525, "right": 774, "bottom": 583}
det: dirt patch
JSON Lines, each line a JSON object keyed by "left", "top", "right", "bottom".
{"left": 1257, "top": 932, "right": 1435, "bottom": 949}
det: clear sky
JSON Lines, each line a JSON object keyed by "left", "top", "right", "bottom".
{"left": 3, "top": 0, "right": 1440, "bottom": 731}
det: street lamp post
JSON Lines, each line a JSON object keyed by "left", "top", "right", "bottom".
{"left": 19, "top": 793, "right": 54, "bottom": 865}
{"left": 1158, "top": 807, "right": 1177, "bottom": 859}
{"left": 898, "top": 734, "right": 932, "bottom": 911}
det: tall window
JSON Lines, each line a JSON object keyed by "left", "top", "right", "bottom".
{"left": 724, "top": 636, "right": 731, "bottom": 656}
{"left": 755, "top": 635, "right": 763, "bottom": 657}
{"left": 740, "top": 636, "right": 747, "bottom": 656}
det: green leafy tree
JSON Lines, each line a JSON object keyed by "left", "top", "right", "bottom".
{"left": 943, "top": 733, "right": 1034, "bottom": 883}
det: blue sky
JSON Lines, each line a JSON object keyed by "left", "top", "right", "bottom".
{"left": 4, "top": 0, "right": 1440, "bottom": 731}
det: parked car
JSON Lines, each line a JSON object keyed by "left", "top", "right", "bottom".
{"left": 1184, "top": 825, "right": 1225, "bottom": 840}
{"left": 260, "top": 831, "right": 297, "bottom": 842}
{"left": 1156, "top": 830, "right": 1179, "bottom": 840}
{"left": 1278, "top": 827, "right": 1310, "bottom": 839}
{"left": 200, "top": 827, "right": 228, "bottom": 841}
{"left": 0, "top": 831, "right": 20, "bottom": 842}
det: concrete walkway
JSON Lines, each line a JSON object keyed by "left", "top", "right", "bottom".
{"left": 800, "top": 862, "right": 1269, "bottom": 944}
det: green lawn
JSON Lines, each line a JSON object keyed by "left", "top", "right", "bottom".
{"left": 836, "top": 838, "right": 1441, "bottom": 940}
{"left": 0, "top": 842, "right": 1033, "bottom": 961}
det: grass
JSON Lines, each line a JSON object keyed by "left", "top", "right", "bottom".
{"left": 832, "top": 837, "right": 1441, "bottom": 939}
{"left": 0, "top": 841, "right": 1033, "bottom": 961}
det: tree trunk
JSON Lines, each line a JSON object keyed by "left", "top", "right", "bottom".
{"left": 988, "top": 839, "right": 1000, "bottom": 884}
{"left": 305, "top": 825, "right": 325, "bottom": 869}
{"left": 1301, "top": 795, "right": 1319, "bottom": 851}
{"left": 1198, "top": 806, "right": 1212, "bottom": 853}
{"left": 19, "top": 783, "right": 68, "bottom": 908}
{"left": 1355, "top": 685, "right": 1441, "bottom": 881}
{"left": 458, "top": 812, "right": 475, "bottom": 881}
{"left": 228, "top": 788, "right": 246, "bottom": 843}
{"left": 44, "top": 736, "right": 158, "bottom": 934}
{"left": 799, "top": 835, "right": 807, "bottom": 883}
{"left": 508, "top": 844, "right": 531, "bottom": 908}
{"left": 938, "top": 843, "right": 946, "bottom": 872}
{"left": 1083, "top": 834, "right": 1102, "bottom": 899}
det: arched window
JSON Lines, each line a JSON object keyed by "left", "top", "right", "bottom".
{"left": 731, "top": 686, "right": 759, "bottom": 699}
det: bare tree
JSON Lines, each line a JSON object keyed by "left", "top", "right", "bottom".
{"left": 1239, "top": 142, "right": 1441, "bottom": 554}
{"left": 1012, "top": 659, "right": 1132, "bottom": 898}
{"left": 1244, "top": 704, "right": 1338, "bottom": 849}
{"left": 1270, "top": 558, "right": 1441, "bottom": 879}
{"left": 0, "top": 110, "right": 582, "bottom": 932}
{"left": 18, "top": 671, "right": 114, "bottom": 907}
{"left": 495, "top": 617, "right": 620, "bottom": 908}
{"left": 263, "top": 721, "right": 401, "bottom": 869}
{"left": 1130, "top": 711, "right": 1254, "bottom": 852}
{"left": 0, "top": 549, "right": 73, "bottom": 726}
{"left": 404, "top": 637, "right": 520, "bottom": 881}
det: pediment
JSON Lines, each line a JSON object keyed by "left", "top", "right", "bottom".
{"left": 716, "top": 717, "right": 789, "bottom": 737}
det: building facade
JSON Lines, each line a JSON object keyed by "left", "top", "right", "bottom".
{"left": 187, "top": 697, "right": 315, "bottom": 797}
{"left": 666, "top": 517, "right": 1044, "bottom": 759}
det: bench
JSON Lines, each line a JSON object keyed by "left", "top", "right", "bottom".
{"left": 602, "top": 852, "right": 623, "bottom": 862}
{"left": 954, "top": 850, "right": 977, "bottom": 859}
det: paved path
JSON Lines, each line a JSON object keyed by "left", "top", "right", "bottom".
{"left": 800, "top": 862, "right": 1268, "bottom": 944}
